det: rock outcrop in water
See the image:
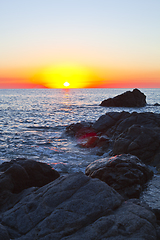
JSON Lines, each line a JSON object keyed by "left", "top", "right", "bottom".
{"left": 0, "top": 169, "right": 160, "bottom": 240}
{"left": 100, "top": 88, "right": 147, "bottom": 107}
{"left": 66, "top": 111, "right": 160, "bottom": 168}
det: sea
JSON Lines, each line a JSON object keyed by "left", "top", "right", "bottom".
{"left": 0, "top": 88, "right": 159, "bottom": 174}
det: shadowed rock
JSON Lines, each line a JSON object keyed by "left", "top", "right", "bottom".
{"left": 85, "top": 154, "right": 153, "bottom": 199}
{"left": 100, "top": 88, "right": 146, "bottom": 107}
{"left": 0, "top": 159, "right": 60, "bottom": 194}
{"left": 113, "top": 125, "right": 160, "bottom": 165}
{"left": 0, "top": 172, "right": 159, "bottom": 240}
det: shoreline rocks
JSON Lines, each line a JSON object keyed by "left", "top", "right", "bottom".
{"left": 0, "top": 169, "right": 159, "bottom": 240}
{"left": 100, "top": 88, "right": 147, "bottom": 107}
{"left": 66, "top": 111, "right": 160, "bottom": 168}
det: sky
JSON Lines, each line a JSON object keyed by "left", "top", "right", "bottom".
{"left": 0, "top": 0, "right": 160, "bottom": 88}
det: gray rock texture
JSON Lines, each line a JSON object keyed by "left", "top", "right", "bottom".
{"left": 0, "top": 159, "right": 60, "bottom": 211}
{"left": 100, "top": 88, "right": 146, "bottom": 107}
{"left": 0, "top": 172, "right": 159, "bottom": 240}
{"left": 85, "top": 154, "right": 153, "bottom": 199}
{"left": 113, "top": 125, "right": 160, "bottom": 165}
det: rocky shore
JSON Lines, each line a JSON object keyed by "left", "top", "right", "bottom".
{"left": 0, "top": 158, "right": 160, "bottom": 240}
{"left": 0, "top": 89, "right": 160, "bottom": 239}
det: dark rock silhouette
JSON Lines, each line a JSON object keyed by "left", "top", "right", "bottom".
{"left": 85, "top": 154, "right": 153, "bottom": 199}
{"left": 100, "top": 88, "right": 146, "bottom": 107}
{"left": 154, "top": 103, "right": 160, "bottom": 106}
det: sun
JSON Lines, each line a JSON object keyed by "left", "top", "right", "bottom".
{"left": 63, "top": 81, "right": 70, "bottom": 88}
{"left": 31, "top": 63, "right": 102, "bottom": 88}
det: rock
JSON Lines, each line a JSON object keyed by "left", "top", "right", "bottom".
{"left": 0, "top": 158, "right": 60, "bottom": 193}
{"left": 93, "top": 114, "right": 116, "bottom": 132}
{"left": 85, "top": 154, "right": 153, "bottom": 199}
{"left": 100, "top": 88, "right": 146, "bottom": 107}
{"left": 154, "top": 103, "right": 160, "bottom": 106}
{"left": 65, "top": 112, "right": 160, "bottom": 166}
{"left": 65, "top": 121, "right": 93, "bottom": 137}
{"left": 0, "top": 172, "right": 159, "bottom": 240}
{"left": 0, "top": 159, "right": 60, "bottom": 210}
{"left": 113, "top": 125, "right": 160, "bottom": 165}
{"left": 93, "top": 111, "right": 130, "bottom": 133}
{"left": 0, "top": 224, "right": 10, "bottom": 240}
{"left": 0, "top": 159, "right": 60, "bottom": 211}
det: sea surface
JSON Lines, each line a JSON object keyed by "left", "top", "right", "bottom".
{"left": 0, "top": 88, "right": 159, "bottom": 174}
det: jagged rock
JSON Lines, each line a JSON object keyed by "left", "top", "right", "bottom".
{"left": 0, "top": 172, "right": 159, "bottom": 240}
{"left": 85, "top": 154, "right": 153, "bottom": 199}
{"left": 100, "top": 88, "right": 146, "bottom": 107}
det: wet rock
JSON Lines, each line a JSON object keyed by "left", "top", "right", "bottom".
{"left": 65, "top": 121, "right": 93, "bottom": 137}
{"left": 140, "top": 174, "right": 160, "bottom": 211}
{"left": 0, "top": 172, "right": 159, "bottom": 240}
{"left": 100, "top": 88, "right": 146, "bottom": 107}
{"left": 85, "top": 154, "right": 153, "bottom": 199}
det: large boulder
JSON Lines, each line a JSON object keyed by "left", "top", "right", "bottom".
{"left": 0, "top": 172, "right": 159, "bottom": 240}
{"left": 0, "top": 159, "right": 60, "bottom": 194}
{"left": 100, "top": 88, "right": 146, "bottom": 107}
{"left": 85, "top": 154, "right": 153, "bottom": 199}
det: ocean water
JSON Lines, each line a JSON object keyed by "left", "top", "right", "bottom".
{"left": 0, "top": 88, "right": 159, "bottom": 173}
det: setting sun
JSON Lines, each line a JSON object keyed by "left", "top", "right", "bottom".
{"left": 63, "top": 82, "right": 70, "bottom": 88}
{"left": 31, "top": 64, "right": 102, "bottom": 88}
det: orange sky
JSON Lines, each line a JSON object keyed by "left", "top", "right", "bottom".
{"left": 0, "top": 65, "right": 159, "bottom": 89}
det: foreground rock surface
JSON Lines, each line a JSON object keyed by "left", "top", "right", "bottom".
{"left": 0, "top": 172, "right": 159, "bottom": 240}
{"left": 85, "top": 154, "right": 153, "bottom": 199}
{"left": 100, "top": 88, "right": 146, "bottom": 107}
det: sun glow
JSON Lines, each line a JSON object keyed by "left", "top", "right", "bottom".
{"left": 31, "top": 64, "right": 101, "bottom": 88}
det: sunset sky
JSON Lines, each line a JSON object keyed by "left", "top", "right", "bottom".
{"left": 0, "top": 0, "right": 160, "bottom": 88}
